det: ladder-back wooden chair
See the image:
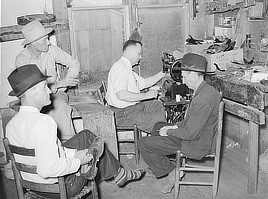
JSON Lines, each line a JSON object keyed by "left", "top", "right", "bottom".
{"left": 174, "top": 101, "right": 224, "bottom": 199}
{"left": 97, "top": 81, "right": 141, "bottom": 164}
{"left": 3, "top": 137, "right": 98, "bottom": 199}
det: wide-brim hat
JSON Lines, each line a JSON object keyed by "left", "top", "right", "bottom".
{"left": 8, "top": 64, "right": 50, "bottom": 97}
{"left": 21, "top": 19, "right": 53, "bottom": 46}
{"left": 172, "top": 53, "right": 214, "bottom": 74}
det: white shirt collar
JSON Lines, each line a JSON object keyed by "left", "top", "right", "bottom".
{"left": 121, "top": 56, "right": 132, "bottom": 69}
{"left": 19, "top": 106, "right": 40, "bottom": 113}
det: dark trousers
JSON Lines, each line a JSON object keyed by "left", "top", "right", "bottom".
{"left": 138, "top": 122, "right": 182, "bottom": 178}
{"left": 111, "top": 100, "right": 166, "bottom": 133}
{"left": 63, "top": 130, "right": 120, "bottom": 197}
{"left": 34, "top": 130, "right": 120, "bottom": 198}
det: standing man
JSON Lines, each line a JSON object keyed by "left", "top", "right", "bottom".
{"left": 15, "top": 20, "right": 79, "bottom": 141}
{"left": 138, "top": 53, "right": 221, "bottom": 193}
{"left": 6, "top": 64, "right": 145, "bottom": 198}
{"left": 106, "top": 39, "right": 166, "bottom": 133}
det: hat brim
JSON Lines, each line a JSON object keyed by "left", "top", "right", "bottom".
{"left": 9, "top": 75, "right": 50, "bottom": 97}
{"left": 21, "top": 27, "right": 53, "bottom": 46}
{"left": 172, "top": 66, "right": 215, "bottom": 74}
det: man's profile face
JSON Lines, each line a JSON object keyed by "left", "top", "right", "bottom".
{"left": 31, "top": 35, "right": 51, "bottom": 52}
{"left": 30, "top": 81, "right": 51, "bottom": 107}
{"left": 132, "top": 43, "right": 142, "bottom": 65}
{"left": 182, "top": 70, "right": 195, "bottom": 89}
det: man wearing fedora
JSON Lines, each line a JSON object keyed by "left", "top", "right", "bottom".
{"left": 138, "top": 53, "right": 221, "bottom": 193}
{"left": 15, "top": 20, "right": 79, "bottom": 141}
{"left": 6, "top": 64, "right": 145, "bottom": 198}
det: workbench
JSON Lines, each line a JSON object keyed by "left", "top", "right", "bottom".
{"left": 206, "top": 74, "right": 268, "bottom": 194}
{"left": 71, "top": 102, "right": 118, "bottom": 159}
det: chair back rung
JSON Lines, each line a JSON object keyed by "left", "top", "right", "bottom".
{"left": 179, "top": 181, "right": 213, "bottom": 186}
{"left": 15, "top": 162, "right": 37, "bottom": 173}
{"left": 118, "top": 139, "right": 134, "bottom": 142}
{"left": 181, "top": 167, "right": 214, "bottom": 172}
{"left": 119, "top": 152, "right": 135, "bottom": 155}
{"left": 21, "top": 180, "right": 60, "bottom": 193}
{"left": 185, "top": 164, "right": 214, "bottom": 170}
{"left": 9, "top": 144, "right": 35, "bottom": 156}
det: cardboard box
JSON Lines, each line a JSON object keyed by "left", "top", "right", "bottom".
{"left": 202, "top": 48, "right": 243, "bottom": 72}
{"left": 186, "top": 45, "right": 243, "bottom": 72}
{"left": 185, "top": 43, "right": 215, "bottom": 55}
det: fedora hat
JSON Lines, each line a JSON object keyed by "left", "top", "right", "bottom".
{"left": 21, "top": 20, "right": 53, "bottom": 46}
{"left": 8, "top": 64, "right": 50, "bottom": 97}
{"left": 172, "top": 53, "right": 214, "bottom": 74}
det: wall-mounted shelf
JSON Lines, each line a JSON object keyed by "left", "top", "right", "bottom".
{"left": 0, "top": 19, "right": 69, "bottom": 43}
{"left": 205, "top": 0, "right": 256, "bottom": 15}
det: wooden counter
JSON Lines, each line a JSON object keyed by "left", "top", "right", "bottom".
{"left": 206, "top": 75, "right": 268, "bottom": 194}
{"left": 206, "top": 75, "right": 268, "bottom": 110}
{"left": 72, "top": 102, "right": 118, "bottom": 159}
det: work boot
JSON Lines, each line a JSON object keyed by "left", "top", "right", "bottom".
{"left": 81, "top": 136, "right": 104, "bottom": 180}
{"left": 161, "top": 169, "right": 185, "bottom": 194}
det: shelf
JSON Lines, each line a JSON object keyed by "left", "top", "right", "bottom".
{"left": 0, "top": 19, "right": 69, "bottom": 43}
{"left": 205, "top": 1, "right": 256, "bottom": 15}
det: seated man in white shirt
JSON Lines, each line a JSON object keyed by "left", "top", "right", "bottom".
{"left": 6, "top": 64, "right": 145, "bottom": 198}
{"left": 15, "top": 20, "right": 81, "bottom": 141}
{"left": 106, "top": 39, "right": 166, "bottom": 133}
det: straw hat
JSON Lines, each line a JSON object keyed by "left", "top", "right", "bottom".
{"left": 8, "top": 64, "right": 50, "bottom": 97}
{"left": 21, "top": 20, "right": 53, "bottom": 46}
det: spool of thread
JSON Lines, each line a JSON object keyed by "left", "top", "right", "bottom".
{"left": 176, "top": 94, "right": 181, "bottom": 102}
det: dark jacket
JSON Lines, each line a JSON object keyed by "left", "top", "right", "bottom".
{"left": 167, "top": 81, "right": 221, "bottom": 160}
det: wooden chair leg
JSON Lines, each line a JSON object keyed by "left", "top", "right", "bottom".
{"left": 92, "top": 180, "right": 98, "bottom": 199}
{"left": 175, "top": 150, "right": 181, "bottom": 199}
{"left": 212, "top": 156, "right": 220, "bottom": 199}
{"left": 133, "top": 124, "right": 140, "bottom": 164}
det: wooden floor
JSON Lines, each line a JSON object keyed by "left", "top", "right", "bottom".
{"left": 1, "top": 145, "right": 268, "bottom": 199}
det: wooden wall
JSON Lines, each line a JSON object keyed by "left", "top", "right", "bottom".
{"left": 69, "top": 6, "right": 126, "bottom": 88}
{"left": 137, "top": 1, "right": 187, "bottom": 77}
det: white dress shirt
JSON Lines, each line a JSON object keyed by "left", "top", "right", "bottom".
{"left": 106, "top": 57, "right": 146, "bottom": 108}
{"left": 6, "top": 106, "right": 80, "bottom": 184}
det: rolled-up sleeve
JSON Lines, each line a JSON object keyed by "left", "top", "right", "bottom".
{"left": 52, "top": 45, "right": 80, "bottom": 78}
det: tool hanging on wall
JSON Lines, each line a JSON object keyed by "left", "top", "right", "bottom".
{"left": 135, "top": 4, "right": 143, "bottom": 27}
{"left": 193, "top": 0, "right": 199, "bottom": 19}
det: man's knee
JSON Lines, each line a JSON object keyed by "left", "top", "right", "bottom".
{"left": 137, "top": 137, "right": 144, "bottom": 151}
{"left": 78, "top": 129, "right": 96, "bottom": 140}
{"left": 151, "top": 122, "right": 167, "bottom": 136}
{"left": 137, "top": 137, "right": 150, "bottom": 152}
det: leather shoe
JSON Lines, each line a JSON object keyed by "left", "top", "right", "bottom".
{"left": 81, "top": 136, "right": 104, "bottom": 180}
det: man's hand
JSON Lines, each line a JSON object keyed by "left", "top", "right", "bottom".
{"left": 60, "top": 75, "right": 79, "bottom": 88}
{"left": 75, "top": 149, "right": 93, "bottom": 165}
{"left": 50, "top": 75, "right": 79, "bottom": 93}
{"left": 159, "top": 125, "right": 178, "bottom": 136}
